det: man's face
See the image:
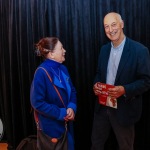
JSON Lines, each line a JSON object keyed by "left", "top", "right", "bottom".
{"left": 103, "top": 13, "right": 124, "bottom": 46}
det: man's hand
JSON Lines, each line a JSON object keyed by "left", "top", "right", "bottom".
{"left": 93, "top": 83, "right": 102, "bottom": 96}
{"left": 108, "top": 86, "right": 125, "bottom": 99}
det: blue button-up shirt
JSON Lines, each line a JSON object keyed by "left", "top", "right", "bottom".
{"left": 106, "top": 37, "right": 126, "bottom": 85}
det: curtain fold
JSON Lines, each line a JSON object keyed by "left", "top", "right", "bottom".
{"left": 0, "top": 0, "right": 150, "bottom": 149}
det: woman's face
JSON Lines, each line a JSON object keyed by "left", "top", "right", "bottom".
{"left": 50, "top": 41, "right": 66, "bottom": 63}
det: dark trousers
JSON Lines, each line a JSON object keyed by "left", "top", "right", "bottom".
{"left": 91, "top": 107, "right": 134, "bottom": 150}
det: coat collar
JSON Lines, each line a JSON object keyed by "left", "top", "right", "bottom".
{"left": 115, "top": 38, "right": 130, "bottom": 84}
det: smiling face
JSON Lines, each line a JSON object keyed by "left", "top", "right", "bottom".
{"left": 104, "top": 12, "right": 125, "bottom": 47}
{"left": 49, "top": 41, "right": 66, "bottom": 63}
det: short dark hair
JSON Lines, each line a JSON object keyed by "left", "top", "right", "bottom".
{"left": 35, "top": 37, "right": 59, "bottom": 56}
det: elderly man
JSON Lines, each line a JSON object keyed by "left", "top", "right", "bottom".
{"left": 91, "top": 12, "right": 150, "bottom": 150}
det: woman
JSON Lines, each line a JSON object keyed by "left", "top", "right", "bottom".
{"left": 30, "top": 37, "right": 77, "bottom": 150}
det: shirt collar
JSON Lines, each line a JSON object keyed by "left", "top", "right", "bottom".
{"left": 111, "top": 36, "right": 126, "bottom": 51}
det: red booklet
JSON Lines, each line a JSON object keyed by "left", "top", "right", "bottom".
{"left": 97, "top": 82, "right": 117, "bottom": 109}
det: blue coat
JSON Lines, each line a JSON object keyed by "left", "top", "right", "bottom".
{"left": 94, "top": 37, "right": 150, "bottom": 126}
{"left": 30, "top": 59, "right": 77, "bottom": 150}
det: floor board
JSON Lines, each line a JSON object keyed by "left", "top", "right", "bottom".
{"left": 0, "top": 143, "right": 8, "bottom": 150}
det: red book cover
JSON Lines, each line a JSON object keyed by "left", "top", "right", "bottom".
{"left": 97, "top": 82, "right": 117, "bottom": 109}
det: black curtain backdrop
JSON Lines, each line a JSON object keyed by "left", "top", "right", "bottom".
{"left": 0, "top": 0, "right": 150, "bottom": 150}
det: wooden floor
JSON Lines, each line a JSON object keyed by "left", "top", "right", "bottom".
{"left": 0, "top": 143, "right": 8, "bottom": 150}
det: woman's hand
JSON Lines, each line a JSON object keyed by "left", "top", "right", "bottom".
{"left": 64, "top": 108, "right": 75, "bottom": 121}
